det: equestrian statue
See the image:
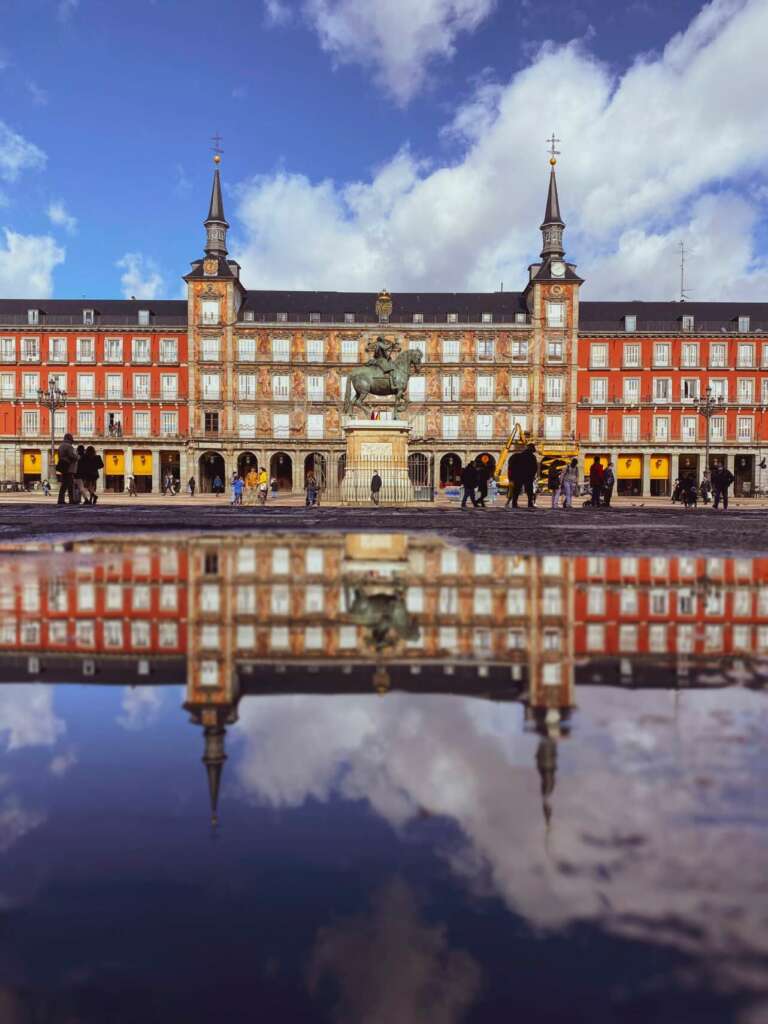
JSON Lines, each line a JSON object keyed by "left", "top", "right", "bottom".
{"left": 343, "top": 336, "right": 423, "bottom": 417}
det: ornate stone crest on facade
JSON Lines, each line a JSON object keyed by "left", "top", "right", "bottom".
{"left": 203, "top": 257, "right": 218, "bottom": 276}
{"left": 375, "top": 289, "right": 393, "bottom": 320}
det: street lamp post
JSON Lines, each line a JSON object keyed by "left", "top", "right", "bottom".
{"left": 696, "top": 385, "right": 724, "bottom": 478}
{"left": 37, "top": 380, "right": 67, "bottom": 479}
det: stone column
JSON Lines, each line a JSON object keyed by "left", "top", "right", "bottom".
{"left": 641, "top": 454, "right": 652, "bottom": 498}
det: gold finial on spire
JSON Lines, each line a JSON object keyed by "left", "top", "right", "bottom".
{"left": 211, "top": 132, "right": 224, "bottom": 165}
{"left": 547, "top": 132, "right": 561, "bottom": 166}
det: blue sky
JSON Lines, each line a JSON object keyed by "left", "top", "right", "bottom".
{"left": 1, "top": 0, "right": 766, "bottom": 300}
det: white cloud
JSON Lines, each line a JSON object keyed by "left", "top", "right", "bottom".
{"left": 265, "top": 0, "right": 292, "bottom": 26}
{"left": 234, "top": 0, "right": 768, "bottom": 299}
{"left": 47, "top": 199, "right": 77, "bottom": 234}
{"left": 27, "top": 80, "right": 48, "bottom": 105}
{"left": 116, "top": 687, "right": 164, "bottom": 731}
{"left": 0, "top": 121, "right": 45, "bottom": 183}
{"left": 0, "top": 228, "right": 64, "bottom": 298}
{"left": 302, "top": 0, "right": 495, "bottom": 104}
{"left": 0, "top": 684, "right": 66, "bottom": 751}
{"left": 57, "top": 0, "right": 79, "bottom": 21}
{"left": 116, "top": 252, "right": 165, "bottom": 300}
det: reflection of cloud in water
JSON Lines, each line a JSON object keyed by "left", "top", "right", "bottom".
{"left": 49, "top": 749, "right": 78, "bottom": 777}
{"left": 308, "top": 878, "right": 481, "bottom": 1024}
{"left": 0, "top": 685, "right": 65, "bottom": 751}
{"left": 0, "top": 793, "right": 45, "bottom": 854}
{"left": 234, "top": 690, "right": 768, "bottom": 984}
{"left": 117, "top": 687, "right": 164, "bottom": 731}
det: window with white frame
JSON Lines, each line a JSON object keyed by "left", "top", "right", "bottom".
{"left": 0, "top": 373, "right": 13, "bottom": 398}
{"left": 649, "top": 589, "right": 669, "bottom": 615}
{"left": 272, "top": 374, "right": 290, "bottom": 399}
{"left": 442, "top": 374, "right": 460, "bottom": 401}
{"left": 22, "top": 410, "right": 38, "bottom": 434}
{"left": 133, "top": 373, "right": 150, "bottom": 399}
{"left": 650, "top": 556, "right": 668, "bottom": 577}
{"left": 762, "top": 379, "right": 768, "bottom": 406}
{"left": 409, "top": 338, "right": 427, "bottom": 359}
{"left": 306, "top": 338, "right": 324, "bottom": 362}
{"left": 272, "top": 337, "right": 290, "bottom": 362}
{"left": 509, "top": 376, "right": 528, "bottom": 401}
{"left": 623, "top": 343, "right": 640, "bottom": 366}
{"left": 589, "top": 415, "right": 606, "bottom": 442}
{"left": 476, "top": 338, "right": 494, "bottom": 361}
{"left": 201, "top": 373, "right": 220, "bottom": 400}
{"left": 587, "top": 586, "right": 605, "bottom": 615}
{"left": 201, "top": 299, "right": 219, "bottom": 325}
{"left": 737, "top": 378, "right": 754, "bottom": 403}
{"left": 131, "top": 337, "right": 150, "bottom": 363}
{"left": 654, "top": 342, "right": 670, "bottom": 367}
{"left": 159, "top": 338, "right": 178, "bottom": 363}
{"left": 590, "top": 343, "right": 608, "bottom": 368}
{"left": 101, "top": 337, "right": 121, "bottom": 363}
{"left": 273, "top": 412, "right": 290, "bottom": 439}
{"left": 238, "top": 372, "right": 257, "bottom": 400}
{"left": 681, "top": 378, "right": 700, "bottom": 401}
{"left": 709, "top": 378, "right": 727, "bottom": 402}
{"left": 306, "top": 374, "right": 324, "bottom": 400}
{"left": 710, "top": 342, "right": 726, "bottom": 367}
{"left": 238, "top": 412, "right": 255, "bottom": 438}
{"left": 77, "top": 373, "right": 95, "bottom": 399}
{"left": 510, "top": 413, "right": 528, "bottom": 433}
{"left": 654, "top": 416, "right": 670, "bottom": 441}
{"left": 343, "top": 313, "right": 354, "bottom": 325}
{"left": 681, "top": 416, "right": 697, "bottom": 441}
{"left": 408, "top": 376, "right": 426, "bottom": 401}
{"left": 22, "top": 372, "right": 39, "bottom": 398}
{"left": 201, "top": 337, "right": 220, "bottom": 361}
{"left": 340, "top": 338, "right": 358, "bottom": 363}
{"left": 738, "top": 315, "right": 751, "bottom": 333}
{"left": 737, "top": 416, "right": 753, "bottom": 441}
{"left": 54, "top": 409, "right": 67, "bottom": 434}
{"left": 511, "top": 339, "right": 528, "bottom": 361}
{"left": 481, "top": 312, "right": 493, "bottom": 324}
{"left": 161, "top": 411, "right": 177, "bottom": 435}
{"left": 586, "top": 624, "right": 605, "bottom": 651}
{"left": 547, "top": 340, "right": 563, "bottom": 361}
{"left": 82, "top": 308, "right": 95, "bottom": 326}
{"left": 446, "top": 312, "right": 458, "bottom": 324}
{"left": 624, "top": 315, "right": 637, "bottom": 332}
{"left": 238, "top": 337, "right": 256, "bottom": 362}
{"left": 681, "top": 314, "right": 695, "bottom": 331}
{"left": 442, "top": 414, "right": 459, "bottom": 439}
{"left": 442, "top": 338, "right": 460, "bottom": 362}
{"left": 737, "top": 342, "right": 754, "bottom": 367}
{"left": 20, "top": 337, "right": 39, "bottom": 362}
{"left": 544, "top": 415, "right": 563, "bottom": 439}
{"left": 274, "top": 312, "right": 288, "bottom": 324}
{"left": 545, "top": 376, "right": 563, "bottom": 403}
{"left": 307, "top": 413, "right": 324, "bottom": 439}
{"left": 475, "top": 413, "right": 493, "bottom": 439}
{"left": 78, "top": 410, "right": 94, "bottom": 435}
{"left": 590, "top": 377, "right": 607, "bottom": 404}
{"left": 546, "top": 301, "right": 565, "bottom": 328}
{"left": 0, "top": 338, "right": 15, "bottom": 362}
{"left": 623, "top": 377, "right": 640, "bottom": 404}
{"left": 623, "top": 415, "right": 640, "bottom": 441}
{"left": 133, "top": 411, "right": 150, "bottom": 435}
{"left": 76, "top": 337, "right": 95, "bottom": 362}
{"left": 136, "top": 308, "right": 150, "bottom": 327}
{"left": 476, "top": 375, "right": 494, "bottom": 401}
{"left": 681, "top": 342, "right": 698, "bottom": 367}
{"left": 762, "top": 343, "right": 768, "bottom": 368}
{"left": 27, "top": 308, "right": 39, "bottom": 325}
{"left": 160, "top": 374, "right": 177, "bottom": 399}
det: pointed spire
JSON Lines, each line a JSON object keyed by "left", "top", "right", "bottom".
{"left": 202, "top": 725, "right": 227, "bottom": 827}
{"left": 204, "top": 155, "right": 229, "bottom": 257}
{"left": 540, "top": 134, "right": 565, "bottom": 259}
{"left": 543, "top": 167, "right": 563, "bottom": 227}
{"left": 536, "top": 736, "right": 558, "bottom": 829}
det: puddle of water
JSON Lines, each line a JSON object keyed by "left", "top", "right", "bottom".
{"left": 0, "top": 532, "right": 766, "bottom": 1023}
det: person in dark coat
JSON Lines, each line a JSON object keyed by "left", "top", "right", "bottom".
{"left": 188, "top": 476, "right": 196, "bottom": 496}
{"left": 505, "top": 444, "right": 538, "bottom": 509}
{"left": 475, "top": 462, "right": 489, "bottom": 508}
{"left": 56, "top": 433, "right": 77, "bottom": 506}
{"left": 588, "top": 457, "right": 605, "bottom": 507}
{"left": 602, "top": 459, "right": 616, "bottom": 507}
{"left": 370, "top": 471, "right": 382, "bottom": 505}
{"left": 79, "top": 445, "right": 104, "bottom": 505}
{"left": 711, "top": 464, "right": 735, "bottom": 510}
{"left": 460, "top": 462, "right": 478, "bottom": 508}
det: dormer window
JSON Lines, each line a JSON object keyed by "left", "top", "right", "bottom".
{"left": 412, "top": 313, "right": 424, "bottom": 324}
{"left": 447, "top": 313, "right": 458, "bottom": 324}
{"left": 514, "top": 312, "right": 527, "bottom": 324}
{"left": 681, "top": 314, "right": 695, "bottom": 332}
{"left": 624, "top": 315, "right": 637, "bottom": 332}
{"left": 276, "top": 312, "right": 288, "bottom": 323}
{"left": 243, "top": 309, "right": 254, "bottom": 322}
{"left": 137, "top": 308, "right": 150, "bottom": 327}
{"left": 27, "top": 308, "right": 39, "bottom": 326}
{"left": 309, "top": 312, "right": 321, "bottom": 323}
{"left": 738, "top": 315, "right": 750, "bottom": 333}
{"left": 83, "top": 308, "right": 95, "bottom": 326}
{"left": 344, "top": 312, "right": 355, "bottom": 324}
{"left": 481, "top": 312, "right": 493, "bottom": 324}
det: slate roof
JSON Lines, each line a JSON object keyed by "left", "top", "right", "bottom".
{"left": 580, "top": 300, "right": 768, "bottom": 333}
{"left": 0, "top": 298, "right": 186, "bottom": 327}
{"left": 542, "top": 168, "right": 563, "bottom": 225}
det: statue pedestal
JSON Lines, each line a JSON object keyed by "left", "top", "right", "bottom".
{"left": 341, "top": 420, "right": 416, "bottom": 505}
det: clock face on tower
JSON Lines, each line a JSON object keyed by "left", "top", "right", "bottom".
{"left": 550, "top": 261, "right": 566, "bottom": 278}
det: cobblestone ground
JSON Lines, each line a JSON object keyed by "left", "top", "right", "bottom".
{"left": 0, "top": 498, "right": 765, "bottom": 554}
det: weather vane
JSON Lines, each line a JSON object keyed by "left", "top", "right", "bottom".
{"left": 547, "top": 132, "right": 560, "bottom": 166}
{"left": 211, "top": 133, "right": 224, "bottom": 165}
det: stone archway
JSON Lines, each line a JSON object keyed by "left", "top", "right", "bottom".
{"left": 439, "top": 452, "right": 462, "bottom": 486}
{"left": 199, "top": 451, "right": 226, "bottom": 494}
{"left": 238, "top": 451, "right": 258, "bottom": 477}
{"left": 270, "top": 452, "right": 293, "bottom": 491}
{"left": 304, "top": 452, "right": 327, "bottom": 488}
{"left": 407, "top": 452, "right": 429, "bottom": 486}
{"left": 475, "top": 451, "right": 496, "bottom": 475}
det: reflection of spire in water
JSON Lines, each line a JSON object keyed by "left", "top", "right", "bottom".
{"left": 203, "top": 725, "right": 227, "bottom": 828}
{"left": 536, "top": 735, "right": 558, "bottom": 834}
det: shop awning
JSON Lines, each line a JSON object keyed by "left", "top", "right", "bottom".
{"left": 22, "top": 450, "right": 41, "bottom": 474}
{"left": 132, "top": 451, "right": 153, "bottom": 476}
{"left": 617, "top": 455, "right": 642, "bottom": 479}
{"left": 105, "top": 450, "right": 125, "bottom": 475}
{"left": 650, "top": 455, "right": 670, "bottom": 479}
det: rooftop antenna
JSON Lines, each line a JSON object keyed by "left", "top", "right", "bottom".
{"left": 678, "top": 240, "right": 691, "bottom": 302}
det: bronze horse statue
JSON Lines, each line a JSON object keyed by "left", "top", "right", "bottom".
{"left": 343, "top": 348, "right": 423, "bottom": 417}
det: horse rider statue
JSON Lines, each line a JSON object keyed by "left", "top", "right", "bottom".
{"left": 343, "top": 335, "right": 423, "bottom": 417}
{"left": 365, "top": 336, "right": 400, "bottom": 385}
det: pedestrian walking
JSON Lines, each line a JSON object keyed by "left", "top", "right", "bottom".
{"left": 56, "top": 433, "right": 77, "bottom": 506}
{"left": 589, "top": 457, "right": 604, "bottom": 507}
{"left": 127, "top": 474, "right": 137, "bottom": 497}
{"left": 188, "top": 476, "right": 196, "bottom": 496}
{"left": 79, "top": 445, "right": 104, "bottom": 505}
{"left": 231, "top": 475, "right": 244, "bottom": 505}
{"left": 506, "top": 444, "right": 538, "bottom": 509}
{"left": 306, "top": 471, "right": 319, "bottom": 507}
{"left": 699, "top": 470, "right": 712, "bottom": 504}
{"left": 561, "top": 458, "right": 579, "bottom": 509}
{"left": 270, "top": 476, "right": 278, "bottom": 498}
{"left": 488, "top": 476, "right": 498, "bottom": 504}
{"left": 461, "top": 462, "right": 478, "bottom": 508}
{"left": 602, "top": 459, "right": 615, "bottom": 507}
{"left": 244, "top": 467, "right": 259, "bottom": 505}
{"left": 671, "top": 477, "right": 682, "bottom": 503}
{"left": 681, "top": 473, "right": 698, "bottom": 508}
{"left": 73, "top": 445, "right": 87, "bottom": 504}
{"left": 42, "top": 478, "right": 51, "bottom": 497}
{"left": 212, "top": 474, "right": 223, "bottom": 496}
{"left": 257, "top": 468, "right": 269, "bottom": 505}
{"left": 548, "top": 462, "right": 564, "bottom": 510}
{"left": 711, "top": 464, "right": 735, "bottom": 510}
{"left": 476, "top": 463, "right": 489, "bottom": 508}
{"left": 370, "top": 470, "right": 382, "bottom": 505}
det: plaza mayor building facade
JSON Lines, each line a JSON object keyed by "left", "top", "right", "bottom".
{"left": 1, "top": 158, "right": 767, "bottom": 497}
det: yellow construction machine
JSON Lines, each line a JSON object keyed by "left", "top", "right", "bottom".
{"left": 493, "top": 422, "right": 580, "bottom": 489}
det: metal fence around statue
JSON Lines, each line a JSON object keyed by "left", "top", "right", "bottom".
{"left": 317, "top": 455, "right": 435, "bottom": 505}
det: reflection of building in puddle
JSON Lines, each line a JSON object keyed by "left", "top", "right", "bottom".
{"left": 1, "top": 538, "right": 767, "bottom": 822}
